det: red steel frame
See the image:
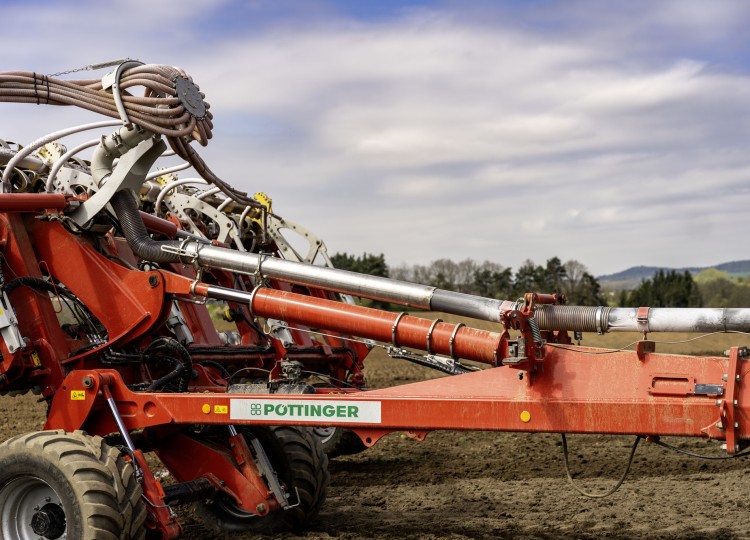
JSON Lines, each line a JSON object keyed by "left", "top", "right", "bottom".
{"left": 47, "top": 348, "right": 746, "bottom": 446}
{"left": 0, "top": 199, "right": 747, "bottom": 538}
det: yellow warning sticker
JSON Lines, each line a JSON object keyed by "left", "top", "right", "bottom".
{"left": 214, "top": 405, "right": 228, "bottom": 415}
{"left": 71, "top": 390, "right": 86, "bottom": 401}
{"left": 31, "top": 352, "right": 41, "bottom": 367}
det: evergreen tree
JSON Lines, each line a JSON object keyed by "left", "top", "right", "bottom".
{"left": 330, "top": 252, "right": 390, "bottom": 309}
{"left": 331, "top": 252, "right": 389, "bottom": 277}
{"left": 624, "top": 270, "right": 702, "bottom": 307}
{"left": 473, "top": 266, "right": 513, "bottom": 299}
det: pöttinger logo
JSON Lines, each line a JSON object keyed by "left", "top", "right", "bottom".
{"left": 231, "top": 399, "right": 382, "bottom": 424}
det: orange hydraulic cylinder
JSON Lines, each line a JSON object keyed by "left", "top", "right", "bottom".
{"left": 0, "top": 193, "right": 70, "bottom": 211}
{"left": 250, "top": 288, "right": 503, "bottom": 364}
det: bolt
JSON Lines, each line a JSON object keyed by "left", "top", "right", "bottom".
{"left": 737, "top": 375, "right": 742, "bottom": 382}
{"left": 716, "top": 400, "right": 722, "bottom": 406}
{"left": 717, "top": 421, "right": 724, "bottom": 429}
{"left": 735, "top": 400, "right": 739, "bottom": 406}
{"left": 44, "top": 497, "right": 51, "bottom": 503}
{"left": 34, "top": 505, "right": 40, "bottom": 511}
{"left": 256, "top": 503, "right": 266, "bottom": 514}
{"left": 82, "top": 376, "right": 93, "bottom": 388}
{"left": 735, "top": 422, "right": 739, "bottom": 429}
{"left": 722, "top": 374, "right": 728, "bottom": 382}
{"left": 148, "top": 274, "right": 159, "bottom": 287}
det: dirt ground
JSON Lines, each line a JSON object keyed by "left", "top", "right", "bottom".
{"left": 3, "top": 338, "right": 750, "bottom": 539}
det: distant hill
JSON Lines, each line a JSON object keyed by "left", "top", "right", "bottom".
{"left": 598, "top": 260, "right": 750, "bottom": 290}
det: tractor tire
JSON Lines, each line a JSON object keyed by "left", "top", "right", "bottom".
{"left": 313, "top": 426, "right": 367, "bottom": 459}
{"left": 195, "top": 425, "right": 329, "bottom": 534}
{"left": 0, "top": 430, "right": 146, "bottom": 540}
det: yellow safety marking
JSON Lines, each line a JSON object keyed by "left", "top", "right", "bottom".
{"left": 201, "top": 404, "right": 211, "bottom": 414}
{"left": 71, "top": 390, "right": 86, "bottom": 401}
{"left": 214, "top": 405, "right": 229, "bottom": 415}
{"left": 31, "top": 352, "right": 41, "bottom": 367}
{"left": 247, "top": 192, "right": 273, "bottom": 224}
{"left": 520, "top": 410, "right": 531, "bottom": 423}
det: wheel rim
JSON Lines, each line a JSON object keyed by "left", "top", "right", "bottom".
{"left": 0, "top": 476, "right": 66, "bottom": 539}
{"left": 312, "top": 426, "right": 336, "bottom": 445}
{"left": 214, "top": 493, "right": 257, "bottom": 520}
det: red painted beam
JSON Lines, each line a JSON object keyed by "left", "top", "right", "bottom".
{"left": 49, "top": 345, "right": 747, "bottom": 447}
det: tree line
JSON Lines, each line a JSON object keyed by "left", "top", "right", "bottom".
{"left": 617, "top": 268, "right": 750, "bottom": 308}
{"left": 618, "top": 269, "right": 702, "bottom": 307}
{"left": 332, "top": 253, "right": 750, "bottom": 309}
{"left": 331, "top": 253, "right": 605, "bottom": 306}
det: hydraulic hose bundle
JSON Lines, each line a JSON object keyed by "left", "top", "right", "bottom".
{"left": 0, "top": 65, "right": 210, "bottom": 140}
{"left": 0, "top": 63, "right": 258, "bottom": 207}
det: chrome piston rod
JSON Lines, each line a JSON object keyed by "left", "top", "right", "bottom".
{"left": 177, "top": 243, "right": 750, "bottom": 334}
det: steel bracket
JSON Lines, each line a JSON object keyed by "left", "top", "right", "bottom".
{"left": 719, "top": 346, "right": 744, "bottom": 453}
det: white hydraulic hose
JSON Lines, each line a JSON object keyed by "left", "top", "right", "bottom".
{"left": 154, "top": 178, "right": 207, "bottom": 215}
{"left": 145, "top": 162, "right": 191, "bottom": 182}
{"left": 45, "top": 138, "right": 99, "bottom": 192}
{"left": 1, "top": 120, "right": 121, "bottom": 192}
{"left": 196, "top": 187, "right": 221, "bottom": 200}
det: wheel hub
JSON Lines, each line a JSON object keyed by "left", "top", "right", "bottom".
{"left": 31, "top": 502, "right": 66, "bottom": 539}
{"left": 0, "top": 476, "right": 66, "bottom": 540}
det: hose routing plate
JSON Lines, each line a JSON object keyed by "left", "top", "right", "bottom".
{"left": 175, "top": 78, "right": 206, "bottom": 119}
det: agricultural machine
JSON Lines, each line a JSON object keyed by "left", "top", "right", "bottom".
{"left": 0, "top": 61, "right": 749, "bottom": 539}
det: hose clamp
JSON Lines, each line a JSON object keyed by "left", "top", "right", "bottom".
{"left": 595, "top": 306, "right": 603, "bottom": 335}
{"left": 392, "top": 312, "right": 407, "bottom": 347}
{"left": 449, "top": 322, "right": 465, "bottom": 360}
{"left": 255, "top": 252, "right": 269, "bottom": 285}
{"left": 636, "top": 306, "right": 651, "bottom": 334}
{"left": 184, "top": 268, "right": 207, "bottom": 305}
{"left": 189, "top": 274, "right": 201, "bottom": 297}
{"left": 426, "top": 319, "right": 442, "bottom": 355}
{"left": 247, "top": 284, "right": 264, "bottom": 316}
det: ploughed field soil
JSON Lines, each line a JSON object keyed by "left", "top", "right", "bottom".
{"left": 3, "top": 322, "right": 750, "bottom": 539}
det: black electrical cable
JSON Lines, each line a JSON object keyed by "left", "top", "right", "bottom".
{"left": 195, "top": 360, "right": 231, "bottom": 378}
{"left": 5, "top": 276, "right": 107, "bottom": 342}
{"left": 300, "top": 369, "right": 363, "bottom": 389}
{"left": 226, "top": 367, "right": 271, "bottom": 387}
{"left": 5, "top": 276, "right": 71, "bottom": 297}
{"left": 147, "top": 360, "right": 188, "bottom": 391}
{"left": 652, "top": 438, "right": 750, "bottom": 460}
{"left": 234, "top": 305, "right": 272, "bottom": 345}
{"left": 145, "top": 337, "right": 193, "bottom": 392}
{"left": 561, "top": 433, "right": 641, "bottom": 498}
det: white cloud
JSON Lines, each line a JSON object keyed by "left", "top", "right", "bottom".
{"left": 2, "top": 1, "right": 750, "bottom": 276}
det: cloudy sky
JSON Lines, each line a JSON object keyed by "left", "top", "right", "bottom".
{"left": 2, "top": 0, "right": 750, "bottom": 276}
